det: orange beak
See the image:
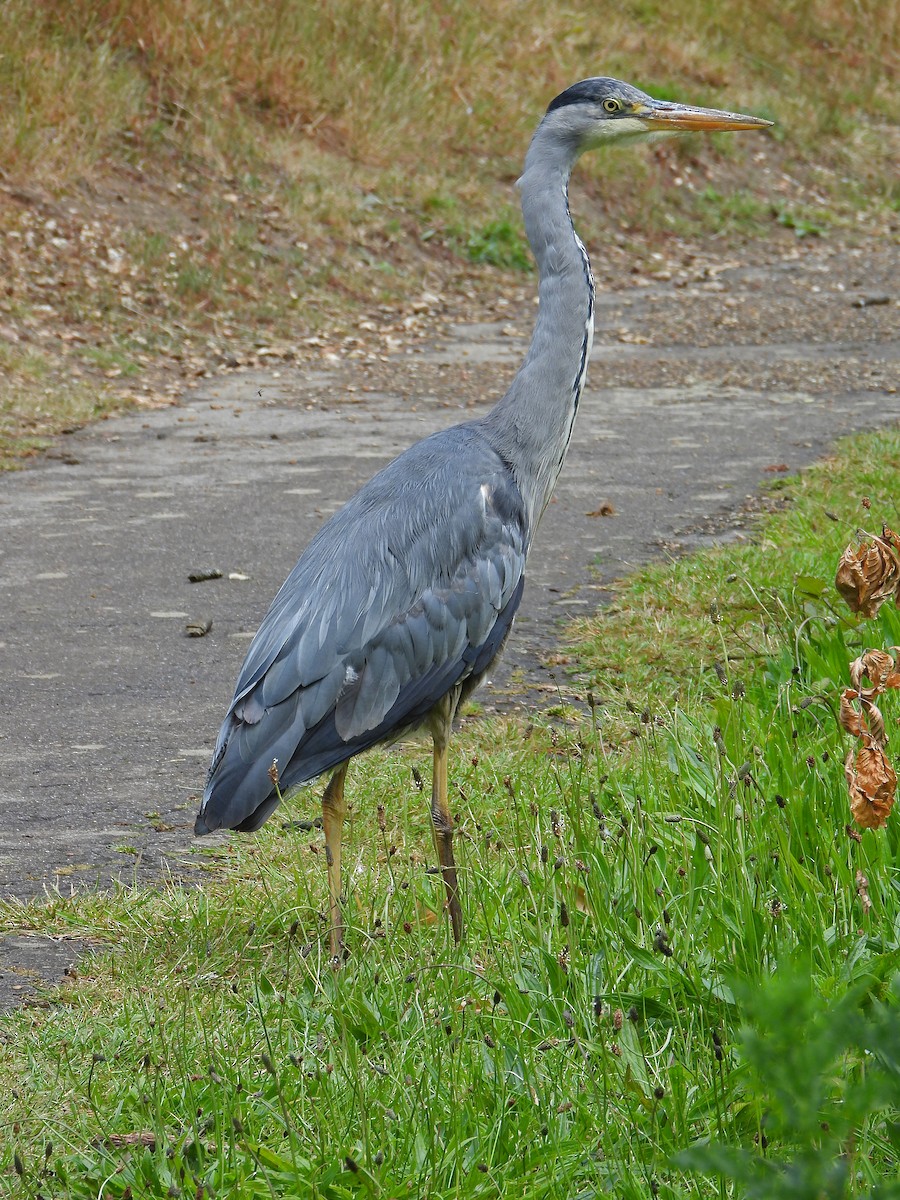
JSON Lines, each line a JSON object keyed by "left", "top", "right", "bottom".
{"left": 640, "top": 101, "right": 772, "bottom": 133}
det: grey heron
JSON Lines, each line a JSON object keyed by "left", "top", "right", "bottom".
{"left": 195, "top": 78, "right": 770, "bottom": 956}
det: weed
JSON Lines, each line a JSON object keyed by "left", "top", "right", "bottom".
{"left": 174, "top": 262, "right": 215, "bottom": 298}
{"left": 79, "top": 345, "right": 141, "bottom": 376}
{"left": 697, "top": 185, "right": 771, "bottom": 232}
{"left": 677, "top": 968, "right": 900, "bottom": 1197}
{"left": 776, "top": 206, "right": 828, "bottom": 238}
{"left": 465, "top": 217, "right": 533, "bottom": 271}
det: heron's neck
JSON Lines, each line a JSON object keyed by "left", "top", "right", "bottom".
{"left": 480, "top": 124, "right": 593, "bottom": 532}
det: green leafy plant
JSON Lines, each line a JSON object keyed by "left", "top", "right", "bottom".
{"left": 677, "top": 967, "right": 900, "bottom": 1199}
{"left": 776, "top": 206, "right": 827, "bottom": 238}
{"left": 465, "top": 218, "right": 533, "bottom": 270}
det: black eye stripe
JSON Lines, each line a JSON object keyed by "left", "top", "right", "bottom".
{"left": 546, "top": 77, "right": 645, "bottom": 115}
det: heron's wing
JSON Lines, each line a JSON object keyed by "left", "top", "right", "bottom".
{"left": 197, "top": 426, "right": 527, "bottom": 833}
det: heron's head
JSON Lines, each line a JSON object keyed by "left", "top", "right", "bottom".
{"left": 544, "top": 77, "right": 772, "bottom": 148}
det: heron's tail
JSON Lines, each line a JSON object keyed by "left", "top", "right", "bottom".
{"left": 194, "top": 707, "right": 288, "bottom": 834}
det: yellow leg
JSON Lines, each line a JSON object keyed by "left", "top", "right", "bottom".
{"left": 430, "top": 709, "right": 464, "bottom": 943}
{"left": 322, "top": 763, "right": 348, "bottom": 961}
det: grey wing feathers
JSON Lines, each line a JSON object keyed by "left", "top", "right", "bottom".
{"left": 196, "top": 424, "right": 527, "bottom": 834}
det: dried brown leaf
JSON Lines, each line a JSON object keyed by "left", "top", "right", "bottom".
{"left": 840, "top": 688, "right": 886, "bottom": 746}
{"left": 849, "top": 648, "right": 896, "bottom": 692}
{"left": 105, "top": 1131, "right": 157, "bottom": 1149}
{"left": 862, "top": 699, "right": 887, "bottom": 746}
{"left": 845, "top": 745, "right": 896, "bottom": 830}
{"left": 839, "top": 689, "right": 865, "bottom": 738}
{"left": 855, "top": 869, "right": 872, "bottom": 915}
{"left": 835, "top": 533, "right": 900, "bottom": 618}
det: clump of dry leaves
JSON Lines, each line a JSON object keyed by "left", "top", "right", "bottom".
{"left": 840, "top": 650, "right": 899, "bottom": 829}
{"left": 835, "top": 525, "right": 900, "bottom": 618}
{"left": 835, "top": 525, "right": 900, "bottom": 829}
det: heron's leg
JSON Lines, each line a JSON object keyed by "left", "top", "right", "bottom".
{"left": 322, "top": 762, "right": 348, "bottom": 960}
{"left": 430, "top": 703, "right": 464, "bottom": 943}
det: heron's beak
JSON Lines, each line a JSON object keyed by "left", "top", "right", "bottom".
{"left": 639, "top": 101, "right": 772, "bottom": 133}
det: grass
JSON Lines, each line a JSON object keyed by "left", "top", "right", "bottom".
{"left": 2, "top": 429, "right": 900, "bottom": 1197}
{"left": 1, "top": 0, "right": 897, "bottom": 465}
{"left": 461, "top": 215, "right": 534, "bottom": 272}
{"left": 0, "top": 341, "right": 134, "bottom": 469}
{"left": 3, "top": 0, "right": 895, "bottom": 185}
{"left": 566, "top": 429, "right": 900, "bottom": 716}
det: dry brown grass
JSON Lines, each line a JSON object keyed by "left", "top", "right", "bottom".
{"left": 4, "top": 0, "right": 896, "bottom": 184}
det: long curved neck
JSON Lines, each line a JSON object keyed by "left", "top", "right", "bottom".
{"left": 480, "top": 120, "right": 594, "bottom": 533}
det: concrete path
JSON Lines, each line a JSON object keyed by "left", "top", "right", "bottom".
{"left": 0, "top": 240, "right": 897, "bottom": 1003}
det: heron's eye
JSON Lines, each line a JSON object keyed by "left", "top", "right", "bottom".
{"left": 603, "top": 98, "right": 622, "bottom": 114}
